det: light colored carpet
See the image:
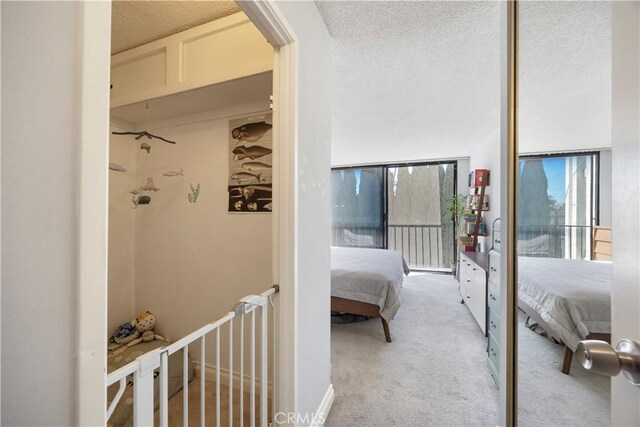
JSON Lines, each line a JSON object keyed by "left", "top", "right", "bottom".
{"left": 154, "top": 377, "right": 270, "bottom": 426}
{"left": 517, "top": 309, "right": 609, "bottom": 426}
{"left": 326, "top": 273, "right": 609, "bottom": 427}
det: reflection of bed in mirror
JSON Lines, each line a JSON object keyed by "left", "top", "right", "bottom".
{"left": 331, "top": 247, "right": 410, "bottom": 342}
{"left": 518, "top": 226, "right": 612, "bottom": 374}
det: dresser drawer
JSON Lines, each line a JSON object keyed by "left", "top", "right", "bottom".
{"left": 489, "top": 250, "right": 500, "bottom": 284}
{"left": 492, "top": 229, "right": 502, "bottom": 250}
{"left": 488, "top": 353, "right": 500, "bottom": 386}
{"left": 488, "top": 280, "right": 500, "bottom": 314}
{"left": 488, "top": 334, "right": 500, "bottom": 376}
{"left": 488, "top": 306, "right": 500, "bottom": 338}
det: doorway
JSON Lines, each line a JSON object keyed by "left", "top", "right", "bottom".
{"left": 76, "top": 2, "right": 300, "bottom": 425}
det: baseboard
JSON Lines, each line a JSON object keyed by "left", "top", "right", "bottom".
{"left": 312, "top": 383, "right": 335, "bottom": 427}
{"left": 193, "top": 361, "right": 273, "bottom": 394}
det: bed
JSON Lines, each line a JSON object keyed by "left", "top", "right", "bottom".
{"left": 518, "top": 226, "right": 612, "bottom": 374}
{"left": 107, "top": 340, "right": 194, "bottom": 427}
{"left": 331, "top": 246, "right": 410, "bottom": 342}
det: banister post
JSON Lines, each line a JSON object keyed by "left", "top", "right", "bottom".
{"left": 133, "top": 348, "right": 162, "bottom": 426}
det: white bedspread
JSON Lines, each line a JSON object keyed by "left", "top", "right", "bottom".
{"left": 518, "top": 257, "right": 611, "bottom": 351}
{"left": 331, "top": 247, "right": 409, "bottom": 321}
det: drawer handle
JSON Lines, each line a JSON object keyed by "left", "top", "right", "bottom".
{"left": 472, "top": 267, "right": 477, "bottom": 271}
{"left": 490, "top": 267, "right": 497, "bottom": 272}
{"left": 466, "top": 279, "right": 471, "bottom": 283}
{"left": 495, "top": 239, "right": 501, "bottom": 244}
{"left": 466, "top": 296, "right": 471, "bottom": 299}
{"left": 490, "top": 294, "right": 496, "bottom": 300}
{"left": 490, "top": 320, "right": 497, "bottom": 329}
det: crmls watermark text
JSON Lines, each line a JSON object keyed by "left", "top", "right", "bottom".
{"left": 273, "top": 411, "right": 326, "bottom": 425}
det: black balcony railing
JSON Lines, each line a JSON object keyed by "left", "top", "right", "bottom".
{"left": 331, "top": 223, "right": 592, "bottom": 272}
{"left": 518, "top": 224, "right": 592, "bottom": 260}
{"left": 388, "top": 224, "right": 454, "bottom": 270}
{"left": 330, "top": 224, "right": 454, "bottom": 270}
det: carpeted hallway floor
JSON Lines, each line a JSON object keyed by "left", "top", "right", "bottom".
{"left": 326, "top": 272, "right": 609, "bottom": 427}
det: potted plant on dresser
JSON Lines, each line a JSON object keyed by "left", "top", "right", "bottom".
{"left": 444, "top": 194, "right": 471, "bottom": 276}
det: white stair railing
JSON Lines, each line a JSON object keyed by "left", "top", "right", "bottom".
{"left": 106, "top": 285, "right": 279, "bottom": 427}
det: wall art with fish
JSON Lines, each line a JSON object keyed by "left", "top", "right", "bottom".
{"left": 228, "top": 113, "right": 273, "bottom": 212}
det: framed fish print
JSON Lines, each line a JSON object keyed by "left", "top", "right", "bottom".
{"left": 228, "top": 113, "right": 273, "bottom": 212}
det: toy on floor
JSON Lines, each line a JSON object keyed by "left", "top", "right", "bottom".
{"left": 110, "top": 311, "right": 167, "bottom": 349}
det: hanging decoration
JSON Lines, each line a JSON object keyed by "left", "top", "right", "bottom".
{"left": 163, "top": 169, "right": 184, "bottom": 177}
{"left": 111, "top": 130, "right": 176, "bottom": 145}
{"left": 109, "top": 163, "right": 127, "bottom": 173}
{"left": 111, "top": 103, "right": 177, "bottom": 148}
{"left": 131, "top": 177, "right": 160, "bottom": 208}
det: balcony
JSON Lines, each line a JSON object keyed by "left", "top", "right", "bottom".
{"left": 331, "top": 223, "right": 455, "bottom": 270}
{"left": 518, "top": 224, "right": 592, "bottom": 260}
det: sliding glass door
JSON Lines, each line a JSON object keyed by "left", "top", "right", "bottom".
{"left": 331, "top": 161, "right": 457, "bottom": 271}
{"left": 331, "top": 166, "right": 386, "bottom": 248}
{"left": 387, "top": 163, "right": 456, "bottom": 270}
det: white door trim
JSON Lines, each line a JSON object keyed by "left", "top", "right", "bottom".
{"left": 312, "top": 384, "right": 335, "bottom": 427}
{"left": 76, "top": 0, "right": 299, "bottom": 424}
{"left": 239, "top": 1, "right": 299, "bottom": 417}
{"left": 76, "top": 1, "right": 111, "bottom": 425}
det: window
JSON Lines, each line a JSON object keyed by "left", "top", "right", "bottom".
{"left": 331, "top": 167, "right": 386, "bottom": 249}
{"left": 518, "top": 152, "right": 599, "bottom": 259}
{"left": 331, "top": 161, "right": 457, "bottom": 271}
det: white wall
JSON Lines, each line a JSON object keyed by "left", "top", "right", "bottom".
{"left": 108, "top": 125, "right": 137, "bottom": 334}
{"left": 275, "top": 0, "right": 333, "bottom": 420}
{"left": 1, "top": 2, "right": 80, "bottom": 424}
{"left": 610, "top": 2, "right": 639, "bottom": 425}
{"left": 469, "top": 129, "right": 501, "bottom": 240}
{"left": 130, "top": 103, "right": 273, "bottom": 348}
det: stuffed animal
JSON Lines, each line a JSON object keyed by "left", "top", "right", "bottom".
{"left": 110, "top": 311, "right": 167, "bottom": 348}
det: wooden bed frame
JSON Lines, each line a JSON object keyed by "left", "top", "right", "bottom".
{"left": 331, "top": 297, "right": 392, "bottom": 343}
{"left": 524, "top": 226, "right": 613, "bottom": 374}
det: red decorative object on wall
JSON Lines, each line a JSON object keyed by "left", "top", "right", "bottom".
{"left": 469, "top": 169, "right": 490, "bottom": 187}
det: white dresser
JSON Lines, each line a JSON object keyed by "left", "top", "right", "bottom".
{"left": 487, "top": 219, "right": 501, "bottom": 386}
{"left": 458, "top": 251, "right": 488, "bottom": 335}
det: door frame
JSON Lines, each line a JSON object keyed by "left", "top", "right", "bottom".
{"left": 502, "top": 3, "right": 640, "bottom": 426}
{"left": 499, "top": 1, "right": 518, "bottom": 426}
{"left": 240, "top": 0, "right": 299, "bottom": 418}
{"left": 76, "top": 1, "right": 299, "bottom": 424}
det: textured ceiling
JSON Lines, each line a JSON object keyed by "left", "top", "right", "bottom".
{"left": 316, "top": 1, "right": 494, "bottom": 39}
{"left": 316, "top": 1, "right": 611, "bottom": 166}
{"left": 111, "top": 0, "right": 241, "bottom": 54}
{"left": 316, "top": 1, "right": 502, "bottom": 164}
{"left": 518, "top": 1, "right": 611, "bottom": 153}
